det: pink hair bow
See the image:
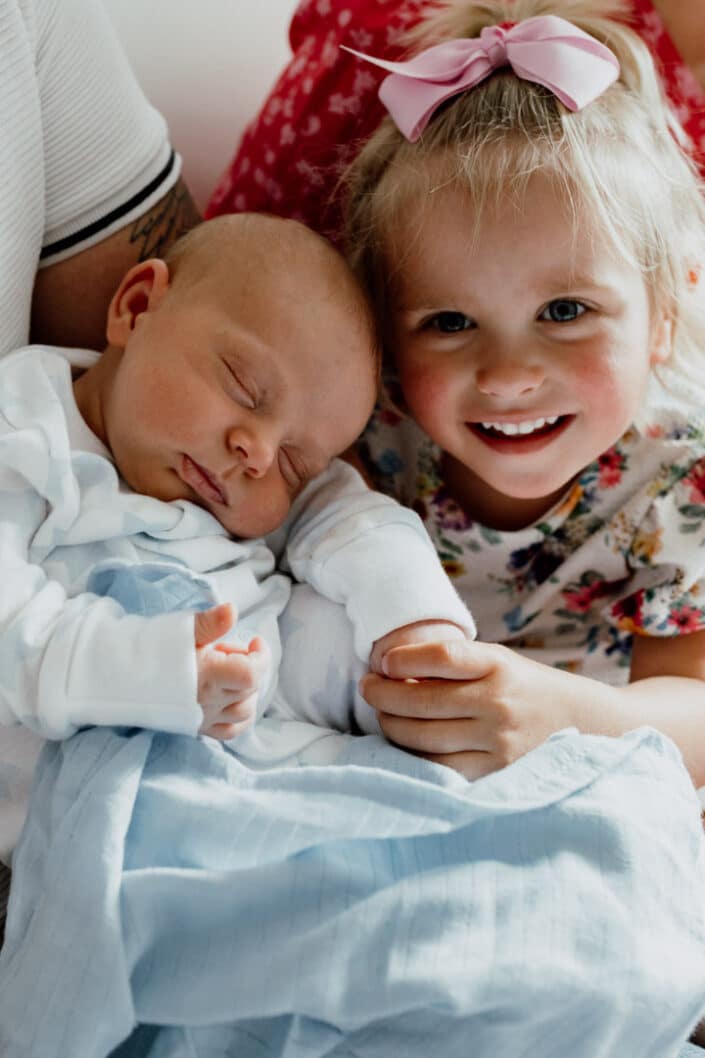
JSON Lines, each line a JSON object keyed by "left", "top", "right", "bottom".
{"left": 342, "top": 15, "right": 620, "bottom": 142}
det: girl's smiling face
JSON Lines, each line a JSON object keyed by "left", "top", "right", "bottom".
{"left": 387, "top": 173, "right": 671, "bottom": 528}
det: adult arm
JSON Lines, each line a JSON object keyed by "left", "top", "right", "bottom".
{"left": 25, "top": 0, "right": 199, "bottom": 352}
{"left": 30, "top": 177, "right": 200, "bottom": 351}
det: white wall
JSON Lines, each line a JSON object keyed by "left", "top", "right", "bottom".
{"left": 103, "top": 0, "right": 300, "bottom": 211}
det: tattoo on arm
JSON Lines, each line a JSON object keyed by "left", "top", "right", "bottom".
{"left": 129, "top": 178, "right": 201, "bottom": 260}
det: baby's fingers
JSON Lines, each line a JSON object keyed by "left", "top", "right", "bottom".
{"left": 205, "top": 721, "right": 252, "bottom": 741}
{"left": 198, "top": 650, "right": 255, "bottom": 706}
{"left": 194, "top": 603, "right": 235, "bottom": 647}
{"left": 245, "top": 635, "right": 270, "bottom": 675}
{"left": 213, "top": 649, "right": 261, "bottom": 696}
{"left": 215, "top": 636, "right": 269, "bottom": 677}
{"left": 200, "top": 692, "right": 259, "bottom": 740}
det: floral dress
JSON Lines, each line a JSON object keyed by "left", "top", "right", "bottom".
{"left": 359, "top": 401, "right": 705, "bottom": 685}
{"left": 207, "top": 0, "right": 705, "bottom": 241}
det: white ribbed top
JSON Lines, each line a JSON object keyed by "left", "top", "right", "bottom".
{"left": 0, "top": 0, "right": 180, "bottom": 357}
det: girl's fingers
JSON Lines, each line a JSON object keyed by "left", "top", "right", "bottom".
{"left": 378, "top": 713, "right": 486, "bottom": 755}
{"left": 359, "top": 672, "right": 485, "bottom": 720}
{"left": 381, "top": 639, "right": 498, "bottom": 682}
{"left": 420, "top": 750, "right": 499, "bottom": 781}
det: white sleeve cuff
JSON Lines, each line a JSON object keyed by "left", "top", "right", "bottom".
{"left": 284, "top": 460, "right": 476, "bottom": 661}
{"left": 326, "top": 527, "right": 476, "bottom": 660}
{"left": 38, "top": 601, "right": 201, "bottom": 738}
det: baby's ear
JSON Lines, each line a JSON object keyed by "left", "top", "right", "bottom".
{"left": 105, "top": 258, "right": 171, "bottom": 348}
{"left": 649, "top": 311, "right": 673, "bottom": 366}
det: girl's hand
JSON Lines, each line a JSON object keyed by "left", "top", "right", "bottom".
{"left": 194, "top": 603, "right": 270, "bottom": 740}
{"left": 369, "top": 619, "right": 468, "bottom": 675}
{"left": 360, "top": 639, "right": 617, "bottom": 779}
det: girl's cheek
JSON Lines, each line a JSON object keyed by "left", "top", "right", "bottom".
{"left": 571, "top": 357, "right": 621, "bottom": 408}
{"left": 399, "top": 360, "right": 454, "bottom": 423}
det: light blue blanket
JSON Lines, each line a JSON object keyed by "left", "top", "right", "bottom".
{"left": 2, "top": 561, "right": 705, "bottom": 1057}
{"left": 1, "top": 720, "right": 705, "bottom": 1058}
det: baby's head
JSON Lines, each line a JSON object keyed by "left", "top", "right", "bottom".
{"left": 343, "top": 0, "right": 705, "bottom": 522}
{"left": 75, "top": 214, "right": 379, "bottom": 537}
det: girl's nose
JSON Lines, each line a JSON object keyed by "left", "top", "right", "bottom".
{"left": 226, "top": 426, "right": 277, "bottom": 478}
{"left": 475, "top": 359, "right": 544, "bottom": 399}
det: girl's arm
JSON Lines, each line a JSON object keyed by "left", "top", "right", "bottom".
{"left": 360, "top": 631, "right": 705, "bottom": 786}
{"left": 614, "top": 631, "right": 705, "bottom": 785}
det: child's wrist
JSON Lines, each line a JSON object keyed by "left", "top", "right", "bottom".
{"left": 571, "top": 677, "right": 626, "bottom": 737}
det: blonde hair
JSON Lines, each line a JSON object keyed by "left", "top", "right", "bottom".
{"left": 344, "top": 0, "right": 705, "bottom": 413}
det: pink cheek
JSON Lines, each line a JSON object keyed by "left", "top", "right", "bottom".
{"left": 400, "top": 362, "right": 453, "bottom": 421}
{"left": 570, "top": 360, "right": 641, "bottom": 443}
{"left": 572, "top": 363, "right": 620, "bottom": 413}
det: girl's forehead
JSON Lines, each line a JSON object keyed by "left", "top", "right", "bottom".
{"left": 388, "top": 183, "right": 647, "bottom": 307}
{"left": 390, "top": 179, "right": 578, "bottom": 265}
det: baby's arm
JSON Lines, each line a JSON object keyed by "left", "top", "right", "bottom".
{"left": 0, "top": 483, "right": 205, "bottom": 739}
{"left": 277, "top": 458, "right": 475, "bottom": 666}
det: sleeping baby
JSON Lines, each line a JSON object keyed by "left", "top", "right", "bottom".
{"left": 0, "top": 213, "right": 474, "bottom": 759}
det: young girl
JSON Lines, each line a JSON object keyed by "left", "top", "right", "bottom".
{"left": 329, "top": 0, "right": 705, "bottom": 787}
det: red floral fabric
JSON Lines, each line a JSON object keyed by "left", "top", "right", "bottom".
{"left": 206, "top": 0, "right": 705, "bottom": 240}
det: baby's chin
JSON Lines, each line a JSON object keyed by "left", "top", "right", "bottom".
{"left": 215, "top": 506, "right": 291, "bottom": 541}
{"left": 122, "top": 462, "right": 291, "bottom": 539}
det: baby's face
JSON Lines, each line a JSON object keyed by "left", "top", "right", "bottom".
{"left": 102, "top": 260, "right": 377, "bottom": 538}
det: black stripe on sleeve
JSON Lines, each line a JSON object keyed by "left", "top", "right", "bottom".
{"left": 40, "top": 150, "right": 176, "bottom": 260}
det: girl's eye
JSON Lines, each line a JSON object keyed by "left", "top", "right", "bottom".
{"left": 428, "top": 311, "right": 472, "bottom": 333}
{"left": 540, "top": 300, "right": 587, "bottom": 323}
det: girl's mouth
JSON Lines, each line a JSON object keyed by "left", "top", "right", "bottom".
{"left": 468, "top": 415, "right": 573, "bottom": 450}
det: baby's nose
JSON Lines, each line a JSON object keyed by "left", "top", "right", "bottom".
{"left": 227, "top": 427, "right": 277, "bottom": 477}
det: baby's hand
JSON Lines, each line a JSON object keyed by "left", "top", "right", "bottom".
{"left": 194, "top": 603, "right": 270, "bottom": 740}
{"left": 369, "top": 620, "right": 468, "bottom": 676}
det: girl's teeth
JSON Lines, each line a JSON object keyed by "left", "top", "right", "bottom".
{"left": 480, "top": 416, "right": 559, "bottom": 436}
